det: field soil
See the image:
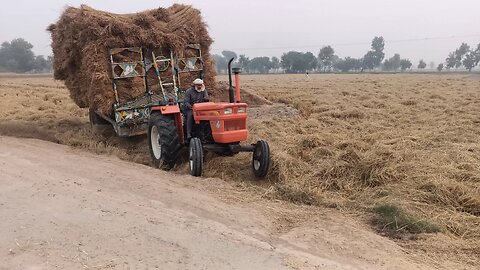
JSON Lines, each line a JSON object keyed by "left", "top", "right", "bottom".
{"left": 0, "top": 136, "right": 435, "bottom": 270}
{"left": 0, "top": 73, "right": 479, "bottom": 268}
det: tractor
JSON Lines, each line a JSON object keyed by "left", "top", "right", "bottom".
{"left": 90, "top": 45, "right": 270, "bottom": 177}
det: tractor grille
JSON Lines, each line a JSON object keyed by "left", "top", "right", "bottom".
{"left": 224, "top": 120, "right": 246, "bottom": 131}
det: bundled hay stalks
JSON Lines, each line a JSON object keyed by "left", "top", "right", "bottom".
{"left": 48, "top": 4, "right": 216, "bottom": 115}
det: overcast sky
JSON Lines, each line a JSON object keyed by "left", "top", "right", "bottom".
{"left": 1, "top": 0, "right": 479, "bottom": 64}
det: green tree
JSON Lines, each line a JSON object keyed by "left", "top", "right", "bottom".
{"left": 335, "top": 57, "right": 362, "bottom": 72}
{"left": 463, "top": 51, "right": 477, "bottom": 71}
{"left": 318, "top": 45, "right": 335, "bottom": 72}
{"left": 46, "top": 55, "right": 53, "bottom": 72}
{"left": 417, "top": 60, "right": 427, "bottom": 69}
{"left": 33, "top": 55, "right": 48, "bottom": 72}
{"left": 237, "top": 54, "right": 250, "bottom": 73}
{"left": 221, "top": 50, "right": 237, "bottom": 62}
{"left": 362, "top": 51, "right": 376, "bottom": 70}
{"left": 363, "top": 36, "right": 385, "bottom": 70}
{"left": 475, "top": 44, "right": 480, "bottom": 66}
{"left": 248, "top": 57, "right": 272, "bottom": 73}
{"left": 271, "top": 56, "right": 280, "bottom": 70}
{"left": 445, "top": 52, "right": 456, "bottom": 69}
{"left": 281, "top": 51, "right": 317, "bottom": 73}
{"left": 399, "top": 59, "right": 412, "bottom": 71}
{"left": 437, "top": 63, "right": 444, "bottom": 72}
{"left": 0, "top": 38, "right": 35, "bottom": 73}
{"left": 455, "top": 43, "right": 469, "bottom": 68}
{"left": 383, "top": 53, "right": 401, "bottom": 71}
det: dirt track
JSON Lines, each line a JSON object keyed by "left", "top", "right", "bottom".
{"left": 0, "top": 136, "right": 447, "bottom": 270}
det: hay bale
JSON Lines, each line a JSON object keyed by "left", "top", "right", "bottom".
{"left": 48, "top": 4, "right": 216, "bottom": 115}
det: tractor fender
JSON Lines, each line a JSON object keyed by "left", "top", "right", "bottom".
{"left": 151, "top": 105, "right": 180, "bottom": 115}
{"left": 150, "top": 105, "right": 184, "bottom": 144}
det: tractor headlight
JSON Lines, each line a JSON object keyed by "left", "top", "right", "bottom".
{"left": 237, "top": 107, "right": 246, "bottom": 113}
{"left": 224, "top": 108, "right": 233, "bottom": 115}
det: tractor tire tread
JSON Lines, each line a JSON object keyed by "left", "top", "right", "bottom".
{"left": 148, "top": 113, "right": 181, "bottom": 170}
{"left": 253, "top": 140, "right": 270, "bottom": 178}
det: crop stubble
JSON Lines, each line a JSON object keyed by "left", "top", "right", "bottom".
{"left": 0, "top": 73, "right": 479, "bottom": 265}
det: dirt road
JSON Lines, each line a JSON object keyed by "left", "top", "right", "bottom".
{"left": 0, "top": 136, "right": 442, "bottom": 269}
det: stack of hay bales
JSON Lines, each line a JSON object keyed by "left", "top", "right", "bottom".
{"left": 48, "top": 4, "right": 216, "bottom": 115}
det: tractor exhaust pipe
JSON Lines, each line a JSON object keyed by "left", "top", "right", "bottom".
{"left": 227, "top": 58, "right": 235, "bottom": 103}
{"left": 232, "top": 67, "right": 241, "bottom": 102}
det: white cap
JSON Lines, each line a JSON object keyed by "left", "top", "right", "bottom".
{"left": 193, "top": 78, "right": 204, "bottom": 85}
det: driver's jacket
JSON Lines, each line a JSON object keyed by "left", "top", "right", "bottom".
{"left": 184, "top": 87, "right": 209, "bottom": 110}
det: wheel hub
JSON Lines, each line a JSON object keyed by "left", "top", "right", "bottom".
{"left": 151, "top": 126, "right": 162, "bottom": 159}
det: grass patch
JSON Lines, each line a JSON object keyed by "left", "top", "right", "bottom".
{"left": 372, "top": 203, "right": 441, "bottom": 236}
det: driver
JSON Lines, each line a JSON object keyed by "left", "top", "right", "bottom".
{"left": 184, "top": 78, "right": 209, "bottom": 141}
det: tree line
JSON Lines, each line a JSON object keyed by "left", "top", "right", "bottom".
{"left": 2, "top": 37, "right": 479, "bottom": 74}
{"left": 213, "top": 36, "right": 480, "bottom": 74}
{"left": 0, "top": 38, "right": 52, "bottom": 73}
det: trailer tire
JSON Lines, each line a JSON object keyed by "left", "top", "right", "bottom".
{"left": 189, "top": 137, "right": 203, "bottom": 177}
{"left": 252, "top": 140, "right": 270, "bottom": 178}
{"left": 148, "top": 113, "right": 181, "bottom": 170}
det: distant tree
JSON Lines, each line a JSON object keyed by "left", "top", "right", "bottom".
{"left": 463, "top": 51, "right": 477, "bottom": 71}
{"left": 0, "top": 38, "right": 35, "bottom": 73}
{"left": 429, "top": 61, "right": 435, "bottom": 70}
{"left": 475, "top": 44, "right": 480, "bottom": 66}
{"left": 455, "top": 43, "right": 470, "bottom": 68}
{"left": 221, "top": 50, "right": 237, "bottom": 63}
{"left": 445, "top": 52, "right": 456, "bottom": 69}
{"left": 270, "top": 56, "right": 280, "bottom": 71}
{"left": 417, "top": 60, "right": 427, "bottom": 69}
{"left": 304, "top": 52, "right": 319, "bottom": 72}
{"left": 33, "top": 55, "right": 48, "bottom": 72}
{"left": 382, "top": 53, "right": 401, "bottom": 71}
{"left": 248, "top": 57, "right": 272, "bottom": 73}
{"left": 46, "top": 55, "right": 53, "bottom": 72}
{"left": 212, "top": 54, "right": 228, "bottom": 73}
{"left": 237, "top": 54, "right": 250, "bottom": 73}
{"left": 281, "top": 51, "right": 317, "bottom": 73}
{"left": 363, "top": 36, "right": 385, "bottom": 70}
{"left": 399, "top": 59, "right": 412, "bottom": 71}
{"left": 362, "top": 51, "right": 376, "bottom": 70}
{"left": 335, "top": 57, "right": 362, "bottom": 72}
{"left": 437, "top": 63, "right": 444, "bottom": 72}
{"left": 318, "top": 45, "right": 335, "bottom": 72}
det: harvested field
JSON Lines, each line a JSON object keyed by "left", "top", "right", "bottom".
{"left": 0, "top": 73, "right": 479, "bottom": 267}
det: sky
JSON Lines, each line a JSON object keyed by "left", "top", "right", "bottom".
{"left": 1, "top": 0, "right": 479, "bottom": 65}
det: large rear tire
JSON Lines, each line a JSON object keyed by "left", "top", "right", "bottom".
{"left": 189, "top": 137, "right": 203, "bottom": 177}
{"left": 148, "top": 113, "right": 181, "bottom": 170}
{"left": 252, "top": 140, "right": 270, "bottom": 178}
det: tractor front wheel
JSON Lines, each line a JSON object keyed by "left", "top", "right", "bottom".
{"left": 148, "top": 113, "right": 181, "bottom": 170}
{"left": 252, "top": 140, "right": 270, "bottom": 178}
{"left": 189, "top": 137, "right": 203, "bottom": 177}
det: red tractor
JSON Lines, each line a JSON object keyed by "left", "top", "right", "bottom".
{"left": 91, "top": 46, "right": 270, "bottom": 177}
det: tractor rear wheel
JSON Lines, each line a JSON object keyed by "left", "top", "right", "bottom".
{"left": 148, "top": 113, "right": 181, "bottom": 170}
{"left": 252, "top": 140, "right": 270, "bottom": 178}
{"left": 189, "top": 137, "right": 203, "bottom": 177}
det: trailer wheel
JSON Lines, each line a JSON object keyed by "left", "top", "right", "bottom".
{"left": 148, "top": 113, "right": 181, "bottom": 170}
{"left": 189, "top": 137, "right": 203, "bottom": 177}
{"left": 252, "top": 140, "right": 270, "bottom": 178}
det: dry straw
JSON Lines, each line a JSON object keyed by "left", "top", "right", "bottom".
{"left": 48, "top": 4, "right": 216, "bottom": 115}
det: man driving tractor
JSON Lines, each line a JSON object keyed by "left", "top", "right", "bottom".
{"left": 184, "top": 78, "right": 209, "bottom": 140}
